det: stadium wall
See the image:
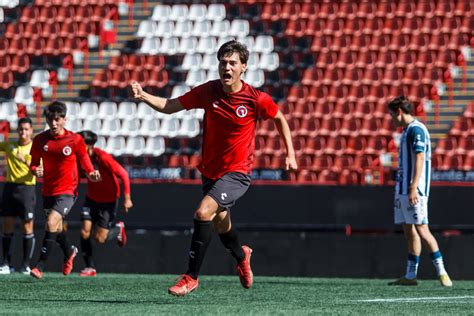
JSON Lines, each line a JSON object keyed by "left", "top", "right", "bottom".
{"left": 3, "top": 183, "right": 474, "bottom": 279}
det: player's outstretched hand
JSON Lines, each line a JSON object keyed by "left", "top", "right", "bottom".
{"left": 123, "top": 196, "right": 133, "bottom": 213}
{"left": 88, "top": 170, "right": 101, "bottom": 182}
{"left": 286, "top": 155, "right": 298, "bottom": 171}
{"left": 33, "top": 165, "right": 44, "bottom": 177}
{"left": 130, "top": 81, "right": 143, "bottom": 99}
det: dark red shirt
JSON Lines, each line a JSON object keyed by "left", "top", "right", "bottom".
{"left": 179, "top": 80, "right": 278, "bottom": 179}
{"left": 30, "top": 129, "right": 95, "bottom": 196}
{"left": 87, "top": 147, "right": 130, "bottom": 203}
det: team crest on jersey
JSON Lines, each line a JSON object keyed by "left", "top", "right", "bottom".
{"left": 236, "top": 105, "right": 248, "bottom": 118}
{"left": 62, "top": 146, "right": 72, "bottom": 156}
{"left": 43, "top": 145, "right": 48, "bottom": 151}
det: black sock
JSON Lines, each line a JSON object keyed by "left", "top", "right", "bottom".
{"left": 2, "top": 233, "right": 13, "bottom": 265}
{"left": 186, "top": 219, "right": 213, "bottom": 280}
{"left": 36, "top": 231, "right": 58, "bottom": 271}
{"left": 56, "top": 231, "right": 74, "bottom": 259}
{"left": 219, "top": 228, "right": 245, "bottom": 262}
{"left": 80, "top": 237, "right": 95, "bottom": 268}
{"left": 106, "top": 226, "right": 120, "bottom": 242}
{"left": 22, "top": 233, "right": 35, "bottom": 268}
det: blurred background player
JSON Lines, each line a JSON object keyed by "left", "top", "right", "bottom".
{"left": 0, "top": 117, "right": 36, "bottom": 275}
{"left": 29, "top": 101, "right": 100, "bottom": 279}
{"left": 387, "top": 96, "right": 452, "bottom": 287}
{"left": 77, "top": 130, "right": 132, "bottom": 277}
{"left": 131, "top": 40, "right": 298, "bottom": 296}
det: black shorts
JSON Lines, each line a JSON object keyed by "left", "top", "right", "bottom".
{"left": 43, "top": 195, "right": 76, "bottom": 218}
{"left": 81, "top": 197, "right": 118, "bottom": 229}
{"left": 0, "top": 183, "right": 36, "bottom": 221}
{"left": 202, "top": 172, "right": 251, "bottom": 209}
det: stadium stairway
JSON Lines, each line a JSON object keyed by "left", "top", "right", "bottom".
{"left": 49, "top": 0, "right": 160, "bottom": 103}
{"left": 427, "top": 54, "right": 474, "bottom": 146}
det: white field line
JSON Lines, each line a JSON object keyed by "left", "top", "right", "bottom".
{"left": 356, "top": 296, "right": 474, "bottom": 303}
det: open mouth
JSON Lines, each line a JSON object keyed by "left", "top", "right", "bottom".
{"left": 222, "top": 73, "right": 232, "bottom": 80}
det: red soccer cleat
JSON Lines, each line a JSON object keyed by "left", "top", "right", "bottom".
{"left": 62, "top": 246, "right": 78, "bottom": 275}
{"left": 80, "top": 267, "right": 97, "bottom": 277}
{"left": 116, "top": 222, "right": 127, "bottom": 247}
{"left": 30, "top": 267, "right": 43, "bottom": 279}
{"left": 168, "top": 274, "right": 199, "bottom": 297}
{"left": 236, "top": 245, "right": 253, "bottom": 289}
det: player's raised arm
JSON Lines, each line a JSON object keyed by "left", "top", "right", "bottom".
{"left": 130, "top": 81, "right": 185, "bottom": 115}
{"left": 273, "top": 110, "right": 298, "bottom": 171}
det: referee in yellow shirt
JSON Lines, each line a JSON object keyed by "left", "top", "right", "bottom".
{"left": 0, "top": 117, "right": 36, "bottom": 275}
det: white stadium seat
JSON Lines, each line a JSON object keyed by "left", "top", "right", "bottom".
{"left": 30, "top": 70, "right": 50, "bottom": 89}
{"left": 192, "top": 20, "right": 211, "bottom": 37}
{"left": 65, "top": 118, "right": 82, "bottom": 132}
{"left": 83, "top": 118, "right": 101, "bottom": 134}
{"left": 188, "top": 4, "right": 207, "bottom": 22}
{"left": 155, "top": 20, "right": 174, "bottom": 38}
{"left": 210, "top": 20, "right": 230, "bottom": 37}
{"left": 207, "top": 4, "right": 226, "bottom": 21}
{"left": 144, "top": 136, "right": 165, "bottom": 156}
{"left": 159, "top": 37, "right": 179, "bottom": 55}
{"left": 139, "top": 117, "right": 160, "bottom": 137}
{"left": 117, "top": 102, "right": 137, "bottom": 119}
{"left": 136, "top": 102, "right": 155, "bottom": 119}
{"left": 171, "top": 85, "right": 190, "bottom": 99}
{"left": 246, "top": 52, "right": 260, "bottom": 71}
{"left": 95, "top": 136, "right": 107, "bottom": 149}
{"left": 182, "top": 53, "right": 202, "bottom": 71}
{"left": 100, "top": 118, "right": 121, "bottom": 137}
{"left": 98, "top": 101, "right": 118, "bottom": 120}
{"left": 243, "top": 70, "right": 265, "bottom": 88}
{"left": 120, "top": 118, "right": 141, "bottom": 137}
{"left": 159, "top": 117, "right": 180, "bottom": 137}
{"left": 137, "top": 20, "right": 156, "bottom": 38}
{"left": 0, "top": 101, "right": 17, "bottom": 121}
{"left": 124, "top": 136, "right": 146, "bottom": 156}
{"left": 140, "top": 37, "right": 160, "bottom": 55}
{"left": 201, "top": 53, "right": 217, "bottom": 71}
{"left": 151, "top": 5, "right": 171, "bottom": 22}
{"left": 255, "top": 35, "right": 274, "bottom": 54}
{"left": 169, "top": 5, "right": 188, "bottom": 22}
{"left": 196, "top": 36, "right": 217, "bottom": 54}
{"left": 229, "top": 19, "right": 249, "bottom": 38}
{"left": 14, "top": 85, "right": 34, "bottom": 106}
{"left": 78, "top": 102, "right": 98, "bottom": 119}
{"left": 178, "top": 36, "right": 198, "bottom": 54}
{"left": 185, "top": 70, "right": 206, "bottom": 87}
{"left": 174, "top": 20, "right": 193, "bottom": 38}
{"left": 260, "top": 52, "right": 280, "bottom": 71}
{"left": 178, "top": 117, "right": 200, "bottom": 138}
{"left": 65, "top": 102, "right": 81, "bottom": 120}
{"left": 105, "top": 136, "right": 126, "bottom": 156}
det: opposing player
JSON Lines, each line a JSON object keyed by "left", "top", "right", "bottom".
{"left": 131, "top": 40, "right": 297, "bottom": 296}
{"left": 387, "top": 96, "right": 452, "bottom": 287}
{"left": 0, "top": 117, "right": 36, "bottom": 274}
{"left": 77, "top": 130, "right": 132, "bottom": 277}
{"left": 29, "top": 101, "right": 100, "bottom": 279}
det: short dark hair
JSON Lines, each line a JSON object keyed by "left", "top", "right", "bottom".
{"left": 43, "top": 101, "right": 67, "bottom": 119}
{"left": 77, "top": 130, "right": 98, "bottom": 146}
{"left": 388, "top": 96, "right": 414, "bottom": 114}
{"left": 217, "top": 40, "right": 249, "bottom": 64}
{"left": 18, "top": 117, "right": 33, "bottom": 127}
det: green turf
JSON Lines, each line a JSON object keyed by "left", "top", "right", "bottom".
{"left": 0, "top": 273, "right": 473, "bottom": 315}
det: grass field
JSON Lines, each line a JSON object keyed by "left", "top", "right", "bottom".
{"left": 1, "top": 273, "right": 473, "bottom": 314}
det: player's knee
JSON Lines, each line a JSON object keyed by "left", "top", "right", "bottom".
{"left": 214, "top": 222, "right": 230, "bottom": 234}
{"left": 81, "top": 229, "right": 91, "bottom": 239}
{"left": 94, "top": 233, "right": 107, "bottom": 244}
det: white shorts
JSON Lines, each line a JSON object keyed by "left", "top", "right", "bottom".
{"left": 394, "top": 194, "right": 429, "bottom": 225}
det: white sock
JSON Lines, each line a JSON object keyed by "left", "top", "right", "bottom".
{"left": 405, "top": 254, "right": 419, "bottom": 280}
{"left": 431, "top": 253, "right": 447, "bottom": 276}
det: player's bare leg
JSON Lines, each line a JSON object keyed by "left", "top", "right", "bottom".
{"left": 214, "top": 211, "right": 253, "bottom": 288}
{"left": 389, "top": 224, "right": 420, "bottom": 286}
{"left": 416, "top": 224, "right": 452, "bottom": 287}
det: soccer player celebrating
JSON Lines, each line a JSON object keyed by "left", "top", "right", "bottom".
{"left": 0, "top": 117, "right": 36, "bottom": 275}
{"left": 131, "top": 40, "right": 297, "bottom": 296}
{"left": 29, "top": 101, "right": 100, "bottom": 279}
{"left": 77, "top": 130, "right": 132, "bottom": 277}
{"left": 387, "top": 96, "right": 452, "bottom": 287}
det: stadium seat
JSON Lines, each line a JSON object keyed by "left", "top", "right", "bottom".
{"left": 77, "top": 102, "right": 99, "bottom": 120}
{"left": 151, "top": 5, "right": 171, "bottom": 22}
{"left": 318, "top": 169, "right": 339, "bottom": 185}
{"left": 120, "top": 118, "right": 141, "bottom": 137}
{"left": 254, "top": 35, "right": 274, "bottom": 54}
{"left": 65, "top": 102, "right": 81, "bottom": 120}
{"left": 124, "top": 136, "right": 146, "bottom": 156}
{"left": 160, "top": 117, "right": 180, "bottom": 138}
{"left": 105, "top": 136, "right": 126, "bottom": 156}
{"left": 83, "top": 118, "right": 101, "bottom": 135}
{"left": 97, "top": 101, "right": 118, "bottom": 120}
{"left": 156, "top": 20, "right": 174, "bottom": 37}
{"left": 178, "top": 117, "right": 200, "bottom": 138}
{"left": 13, "top": 85, "right": 34, "bottom": 106}
{"left": 144, "top": 136, "right": 165, "bottom": 156}
{"left": 100, "top": 118, "right": 121, "bottom": 137}
{"left": 30, "top": 70, "right": 51, "bottom": 89}
{"left": 207, "top": 4, "right": 226, "bottom": 21}
{"left": 229, "top": 19, "right": 250, "bottom": 38}
{"left": 65, "top": 118, "right": 82, "bottom": 132}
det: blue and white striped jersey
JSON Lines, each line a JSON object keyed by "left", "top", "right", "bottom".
{"left": 396, "top": 120, "right": 431, "bottom": 196}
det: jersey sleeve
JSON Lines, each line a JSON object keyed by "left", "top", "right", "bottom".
{"left": 29, "top": 138, "right": 42, "bottom": 172}
{"left": 256, "top": 92, "right": 278, "bottom": 120}
{"left": 102, "top": 152, "right": 131, "bottom": 196}
{"left": 408, "top": 126, "right": 426, "bottom": 153}
{"left": 75, "top": 136, "right": 95, "bottom": 174}
{"left": 178, "top": 82, "right": 210, "bottom": 110}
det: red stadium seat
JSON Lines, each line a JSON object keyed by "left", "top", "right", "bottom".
{"left": 312, "top": 155, "right": 333, "bottom": 171}
{"left": 346, "top": 136, "right": 367, "bottom": 155}
{"left": 456, "top": 136, "right": 474, "bottom": 155}
{"left": 338, "top": 169, "right": 360, "bottom": 185}
{"left": 325, "top": 136, "right": 347, "bottom": 156}
{"left": 354, "top": 154, "right": 374, "bottom": 170}
{"left": 435, "top": 137, "right": 457, "bottom": 155}
{"left": 450, "top": 117, "right": 472, "bottom": 137}
{"left": 318, "top": 117, "right": 341, "bottom": 136}
{"left": 318, "top": 169, "right": 339, "bottom": 185}
{"left": 441, "top": 154, "right": 464, "bottom": 171}
{"left": 339, "top": 117, "right": 361, "bottom": 137}
{"left": 462, "top": 153, "right": 474, "bottom": 171}
{"left": 366, "top": 136, "right": 388, "bottom": 155}
{"left": 298, "top": 118, "right": 320, "bottom": 137}
{"left": 304, "top": 137, "right": 325, "bottom": 156}
{"left": 333, "top": 155, "right": 354, "bottom": 172}
{"left": 297, "top": 170, "right": 318, "bottom": 183}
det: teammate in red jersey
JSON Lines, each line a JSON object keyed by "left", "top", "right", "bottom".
{"left": 29, "top": 101, "right": 100, "bottom": 279}
{"left": 131, "top": 40, "right": 297, "bottom": 296}
{"left": 77, "top": 130, "right": 133, "bottom": 277}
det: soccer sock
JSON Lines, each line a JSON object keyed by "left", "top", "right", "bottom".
{"left": 218, "top": 228, "right": 245, "bottom": 262}
{"left": 405, "top": 253, "right": 420, "bottom": 280}
{"left": 106, "top": 226, "right": 120, "bottom": 242}
{"left": 56, "top": 231, "right": 74, "bottom": 259}
{"left": 80, "top": 237, "right": 95, "bottom": 268}
{"left": 37, "top": 231, "right": 58, "bottom": 270}
{"left": 186, "top": 219, "right": 213, "bottom": 280}
{"left": 430, "top": 250, "right": 447, "bottom": 276}
{"left": 22, "top": 233, "right": 35, "bottom": 268}
{"left": 2, "top": 233, "right": 13, "bottom": 265}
